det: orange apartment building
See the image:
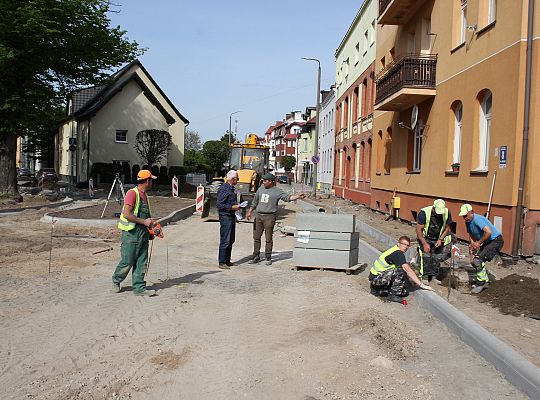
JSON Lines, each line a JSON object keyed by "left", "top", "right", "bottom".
{"left": 372, "top": 0, "right": 539, "bottom": 256}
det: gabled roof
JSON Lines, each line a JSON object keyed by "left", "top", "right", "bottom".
{"left": 68, "top": 60, "right": 189, "bottom": 125}
{"left": 265, "top": 124, "right": 275, "bottom": 134}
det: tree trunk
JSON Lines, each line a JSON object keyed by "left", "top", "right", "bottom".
{"left": 0, "top": 133, "right": 22, "bottom": 201}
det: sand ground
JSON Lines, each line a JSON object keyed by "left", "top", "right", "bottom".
{"left": 0, "top": 199, "right": 532, "bottom": 399}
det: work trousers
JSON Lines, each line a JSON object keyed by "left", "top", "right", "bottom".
{"left": 218, "top": 213, "right": 236, "bottom": 264}
{"left": 369, "top": 268, "right": 408, "bottom": 297}
{"left": 473, "top": 236, "right": 504, "bottom": 283}
{"left": 418, "top": 240, "right": 451, "bottom": 280}
{"left": 252, "top": 213, "right": 277, "bottom": 258}
{"left": 112, "top": 230, "right": 149, "bottom": 294}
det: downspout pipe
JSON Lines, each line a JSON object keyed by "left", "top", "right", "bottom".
{"left": 512, "top": 0, "right": 535, "bottom": 257}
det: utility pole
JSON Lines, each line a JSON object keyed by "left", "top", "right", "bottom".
{"left": 302, "top": 57, "right": 321, "bottom": 198}
{"left": 228, "top": 110, "right": 241, "bottom": 146}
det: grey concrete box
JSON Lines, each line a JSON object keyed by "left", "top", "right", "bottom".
{"left": 296, "top": 213, "right": 356, "bottom": 232}
{"left": 294, "top": 231, "right": 359, "bottom": 250}
{"left": 293, "top": 248, "right": 359, "bottom": 268}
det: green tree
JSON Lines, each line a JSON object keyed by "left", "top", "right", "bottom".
{"left": 0, "top": 0, "right": 143, "bottom": 200}
{"left": 185, "top": 129, "right": 202, "bottom": 151}
{"left": 202, "top": 140, "right": 229, "bottom": 176}
{"left": 220, "top": 132, "right": 237, "bottom": 144}
{"left": 134, "top": 129, "right": 172, "bottom": 166}
{"left": 184, "top": 149, "right": 208, "bottom": 173}
{"left": 281, "top": 155, "right": 296, "bottom": 172}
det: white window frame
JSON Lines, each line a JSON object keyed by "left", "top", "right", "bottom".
{"left": 303, "top": 138, "right": 308, "bottom": 152}
{"left": 354, "top": 43, "right": 360, "bottom": 65}
{"left": 479, "top": 92, "right": 492, "bottom": 170}
{"left": 461, "top": 0, "right": 468, "bottom": 44}
{"left": 453, "top": 102, "right": 463, "bottom": 164}
{"left": 115, "top": 129, "right": 128, "bottom": 143}
{"left": 370, "top": 20, "right": 376, "bottom": 46}
{"left": 487, "top": 0, "right": 496, "bottom": 24}
{"left": 413, "top": 120, "right": 424, "bottom": 171}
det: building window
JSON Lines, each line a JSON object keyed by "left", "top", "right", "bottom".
{"left": 354, "top": 43, "right": 360, "bottom": 65}
{"left": 453, "top": 102, "right": 463, "bottom": 164}
{"left": 376, "top": 130, "right": 383, "bottom": 172}
{"left": 384, "top": 127, "right": 392, "bottom": 173}
{"left": 303, "top": 138, "right": 308, "bottom": 151}
{"left": 115, "top": 129, "right": 127, "bottom": 143}
{"left": 413, "top": 121, "right": 423, "bottom": 171}
{"left": 363, "top": 30, "right": 369, "bottom": 55}
{"left": 479, "top": 0, "right": 497, "bottom": 27}
{"left": 461, "top": 0, "right": 468, "bottom": 44}
{"left": 479, "top": 91, "right": 492, "bottom": 170}
{"left": 370, "top": 20, "right": 376, "bottom": 46}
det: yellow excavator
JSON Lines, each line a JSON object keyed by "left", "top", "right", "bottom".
{"left": 201, "top": 133, "right": 270, "bottom": 220}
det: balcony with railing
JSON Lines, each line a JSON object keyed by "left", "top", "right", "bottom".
{"left": 378, "top": 0, "right": 429, "bottom": 25}
{"left": 375, "top": 54, "right": 437, "bottom": 111}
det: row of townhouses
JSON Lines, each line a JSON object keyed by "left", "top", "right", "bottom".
{"left": 263, "top": 0, "right": 540, "bottom": 259}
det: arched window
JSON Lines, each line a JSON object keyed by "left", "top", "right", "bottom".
{"left": 384, "top": 127, "right": 392, "bottom": 173}
{"left": 479, "top": 91, "right": 492, "bottom": 170}
{"left": 453, "top": 101, "right": 463, "bottom": 164}
{"left": 376, "top": 130, "right": 383, "bottom": 172}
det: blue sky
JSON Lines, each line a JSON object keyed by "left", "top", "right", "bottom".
{"left": 109, "top": 1, "right": 362, "bottom": 142}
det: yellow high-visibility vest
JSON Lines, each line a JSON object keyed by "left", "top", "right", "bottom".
{"left": 117, "top": 187, "right": 152, "bottom": 231}
{"left": 370, "top": 245, "right": 400, "bottom": 275}
{"left": 421, "top": 206, "right": 451, "bottom": 245}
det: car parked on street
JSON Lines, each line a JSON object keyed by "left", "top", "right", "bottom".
{"left": 36, "top": 168, "right": 59, "bottom": 186}
{"left": 17, "top": 167, "right": 32, "bottom": 179}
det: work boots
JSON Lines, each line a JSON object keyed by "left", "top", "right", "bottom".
{"left": 248, "top": 254, "right": 261, "bottom": 264}
{"left": 264, "top": 255, "right": 272, "bottom": 266}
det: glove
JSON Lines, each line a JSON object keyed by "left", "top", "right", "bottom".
{"left": 420, "top": 283, "right": 435, "bottom": 292}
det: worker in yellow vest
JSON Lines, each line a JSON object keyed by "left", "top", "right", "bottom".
{"left": 112, "top": 169, "right": 157, "bottom": 297}
{"left": 416, "top": 199, "right": 454, "bottom": 285}
{"left": 370, "top": 236, "right": 434, "bottom": 303}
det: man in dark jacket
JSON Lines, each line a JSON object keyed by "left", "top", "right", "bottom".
{"left": 216, "top": 170, "right": 241, "bottom": 269}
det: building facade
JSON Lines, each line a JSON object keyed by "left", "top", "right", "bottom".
{"left": 58, "top": 60, "right": 188, "bottom": 183}
{"left": 334, "top": 0, "right": 377, "bottom": 206}
{"left": 372, "top": 0, "right": 540, "bottom": 256}
{"left": 318, "top": 87, "right": 336, "bottom": 193}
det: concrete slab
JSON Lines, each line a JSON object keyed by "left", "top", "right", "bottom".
{"left": 294, "top": 231, "right": 359, "bottom": 250}
{"left": 296, "top": 213, "right": 356, "bottom": 232}
{"left": 293, "top": 248, "right": 359, "bottom": 268}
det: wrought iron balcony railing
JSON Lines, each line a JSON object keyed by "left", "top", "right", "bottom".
{"left": 375, "top": 54, "right": 437, "bottom": 105}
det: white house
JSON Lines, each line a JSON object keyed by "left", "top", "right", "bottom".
{"left": 57, "top": 60, "right": 189, "bottom": 183}
{"left": 318, "top": 87, "right": 335, "bottom": 193}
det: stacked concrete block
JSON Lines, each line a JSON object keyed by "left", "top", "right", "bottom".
{"left": 293, "top": 213, "right": 359, "bottom": 268}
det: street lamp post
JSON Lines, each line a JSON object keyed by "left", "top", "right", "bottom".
{"left": 228, "top": 110, "right": 241, "bottom": 146}
{"left": 301, "top": 57, "right": 321, "bottom": 198}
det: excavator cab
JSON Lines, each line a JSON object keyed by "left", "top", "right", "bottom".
{"left": 201, "top": 133, "right": 270, "bottom": 220}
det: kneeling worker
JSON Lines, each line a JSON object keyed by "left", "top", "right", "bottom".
{"left": 246, "top": 173, "right": 305, "bottom": 265}
{"left": 369, "top": 236, "right": 434, "bottom": 303}
{"left": 459, "top": 204, "right": 504, "bottom": 293}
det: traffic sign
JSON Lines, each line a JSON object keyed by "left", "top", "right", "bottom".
{"left": 69, "top": 144, "right": 76, "bottom": 152}
{"left": 69, "top": 137, "right": 77, "bottom": 145}
{"left": 311, "top": 155, "right": 320, "bottom": 164}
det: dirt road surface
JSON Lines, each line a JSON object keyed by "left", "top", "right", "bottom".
{"left": 0, "top": 202, "right": 529, "bottom": 399}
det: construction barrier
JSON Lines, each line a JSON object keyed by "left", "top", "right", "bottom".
{"left": 89, "top": 178, "right": 94, "bottom": 198}
{"left": 196, "top": 184, "right": 204, "bottom": 213}
{"left": 172, "top": 176, "right": 179, "bottom": 198}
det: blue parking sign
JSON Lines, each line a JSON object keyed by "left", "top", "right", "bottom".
{"left": 499, "top": 145, "right": 507, "bottom": 168}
